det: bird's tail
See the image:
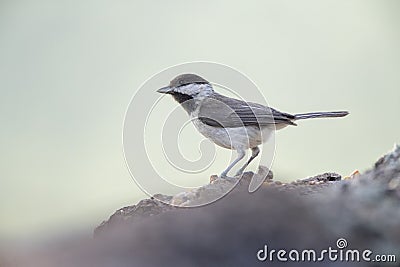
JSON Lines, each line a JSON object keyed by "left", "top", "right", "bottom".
{"left": 294, "top": 111, "right": 349, "bottom": 120}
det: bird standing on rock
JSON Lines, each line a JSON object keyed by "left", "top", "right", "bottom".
{"left": 157, "top": 74, "right": 349, "bottom": 178}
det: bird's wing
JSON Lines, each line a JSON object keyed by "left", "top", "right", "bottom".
{"left": 198, "top": 93, "right": 296, "bottom": 128}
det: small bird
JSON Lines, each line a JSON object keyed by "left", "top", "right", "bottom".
{"left": 157, "top": 74, "right": 348, "bottom": 178}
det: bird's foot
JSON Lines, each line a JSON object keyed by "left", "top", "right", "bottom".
{"left": 219, "top": 173, "right": 237, "bottom": 181}
{"left": 234, "top": 169, "right": 245, "bottom": 177}
{"left": 219, "top": 172, "right": 228, "bottom": 178}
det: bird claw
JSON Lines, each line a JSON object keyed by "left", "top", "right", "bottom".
{"left": 219, "top": 173, "right": 228, "bottom": 178}
{"left": 219, "top": 173, "right": 237, "bottom": 181}
{"left": 234, "top": 170, "right": 245, "bottom": 177}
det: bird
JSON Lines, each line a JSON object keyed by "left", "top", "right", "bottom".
{"left": 157, "top": 73, "right": 349, "bottom": 178}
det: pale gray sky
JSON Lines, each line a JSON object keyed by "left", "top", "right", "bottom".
{"left": 0, "top": 0, "right": 399, "bottom": 241}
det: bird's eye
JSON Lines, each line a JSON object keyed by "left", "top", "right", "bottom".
{"left": 179, "top": 80, "right": 184, "bottom": 85}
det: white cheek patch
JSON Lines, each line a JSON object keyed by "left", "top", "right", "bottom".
{"left": 174, "top": 84, "right": 213, "bottom": 97}
{"left": 197, "top": 84, "right": 214, "bottom": 98}
{"left": 174, "top": 84, "right": 199, "bottom": 95}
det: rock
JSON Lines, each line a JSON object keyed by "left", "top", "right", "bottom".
{"left": 96, "top": 164, "right": 344, "bottom": 237}
{"left": 94, "top": 198, "right": 174, "bottom": 236}
{"left": 89, "top": 145, "right": 400, "bottom": 267}
{"left": 94, "top": 167, "right": 344, "bottom": 236}
{"left": 13, "top": 145, "right": 400, "bottom": 267}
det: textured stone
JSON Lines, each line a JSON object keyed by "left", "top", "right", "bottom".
{"left": 11, "top": 145, "right": 400, "bottom": 267}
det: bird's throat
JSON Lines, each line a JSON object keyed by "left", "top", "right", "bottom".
{"left": 172, "top": 92, "right": 193, "bottom": 104}
{"left": 171, "top": 92, "right": 196, "bottom": 114}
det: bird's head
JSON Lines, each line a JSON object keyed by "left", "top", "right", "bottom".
{"left": 157, "top": 74, "right": 214, "bottom": 105}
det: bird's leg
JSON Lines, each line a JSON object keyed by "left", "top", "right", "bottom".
{"left": 220, "top": 149, "right": 246, "bottom": 178}
{"left": 235, "top": 146, "right": 260, "bottom": 176}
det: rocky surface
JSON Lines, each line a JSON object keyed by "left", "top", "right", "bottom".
{"left": 90, "top": 145, "right": 400, "bottom": 266}
{"left": 94, "top": 169, "right": 344, "bottom": 236}
{"left": 5, "top": 145, "right": 400, "bottom": 267}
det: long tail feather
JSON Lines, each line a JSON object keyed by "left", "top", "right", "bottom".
{"left": 294, "top": 111, "right": 349, "bottom": 120}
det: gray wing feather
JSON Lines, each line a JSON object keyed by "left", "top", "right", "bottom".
{"left": 198, "top": 93, "right": 296, "bottom": 128}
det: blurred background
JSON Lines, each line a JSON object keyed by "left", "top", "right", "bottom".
{"left": 0, "top": 0, "right": 399, "bottom": 245}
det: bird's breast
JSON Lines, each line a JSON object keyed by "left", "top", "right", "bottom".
{"left": 191, "top": 117, "right": 273, "bottom": 150}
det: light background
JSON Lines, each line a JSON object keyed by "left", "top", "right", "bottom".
{"left": 0, "top": 0, "right": 399, "bottom": 241}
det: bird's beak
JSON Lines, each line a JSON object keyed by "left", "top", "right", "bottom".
{"left": 157, "top": 86, "right": 173, "bottom": 94}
